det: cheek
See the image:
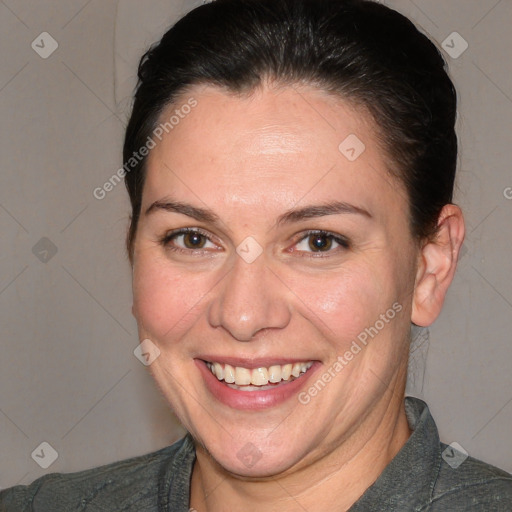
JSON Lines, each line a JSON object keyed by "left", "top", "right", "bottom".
{"left": 132, "top": 256, "right": 212, "bottom": 341}
{"left": 287, "top": 263, "right": 395, "bottom": 346}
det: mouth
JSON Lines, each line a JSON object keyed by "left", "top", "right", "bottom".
{"left": 196, "top": 358, "right": 319, "bottom": 409}
{"left": 204, "top": 360, "right": 314, "bottom": 391}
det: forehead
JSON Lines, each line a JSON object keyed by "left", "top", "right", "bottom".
{"left": 142, "top": 83, "right": 407, "bottom": 225}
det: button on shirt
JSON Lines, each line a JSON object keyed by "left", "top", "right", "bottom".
{"left": 1, "top": 397, "right": 511, "bottom": 511}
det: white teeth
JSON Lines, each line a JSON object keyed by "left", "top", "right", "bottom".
{"left": 251, "top": 367, "right": 269, "bottom": 386}
{"left": 281, "top": 364, "right": 292, "bottom": 381}
{"left": 235, "top": 366, "right": 251, "bottom": 385}
{"left": 213, "top": 362, "right": 224, "bottom": 380}
{"left": 268, "top": 365, "right": 282, "bottom": 383}
{"left": 224, "top": 364, "right": 235, "bottom": 383}
{"left": 206, "top": 361, "right": 313, "bottom": 387}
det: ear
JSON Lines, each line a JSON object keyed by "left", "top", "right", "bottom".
{"left": 411, "top": 204, "right": 465, "bottom": 327}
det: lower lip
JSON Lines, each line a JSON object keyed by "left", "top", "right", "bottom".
{"left": 195, "top": 360, "right": 320, "bottom": 410}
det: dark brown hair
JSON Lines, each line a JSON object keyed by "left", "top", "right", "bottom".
{"left": 124, "top": 0, "right": 457, "bottom": 260}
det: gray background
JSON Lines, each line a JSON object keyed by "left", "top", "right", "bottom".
{"left": 1, "top": 0, "right": 511, "bottom": 489}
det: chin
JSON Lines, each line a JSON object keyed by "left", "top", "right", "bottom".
{"left": 212, "top": 445, "right": 302, "bottom": 479}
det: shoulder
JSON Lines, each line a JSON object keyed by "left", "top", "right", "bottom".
{"left": 429, "top": 447, "right": 512, "bottom": 511}
{"left": 0, "top": 435, "right": 193, "bottom": 512}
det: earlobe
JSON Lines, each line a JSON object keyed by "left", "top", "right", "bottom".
{"left": 411, "top": 204, "right": 465, "bottom": 327}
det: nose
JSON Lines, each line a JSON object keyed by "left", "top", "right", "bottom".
{"left": 207, "top": 254, "right": 291, "bottom": 341}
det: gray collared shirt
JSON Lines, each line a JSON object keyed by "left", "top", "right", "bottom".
{"left": 1, "top": 397, "right": 511, "bottom": 511}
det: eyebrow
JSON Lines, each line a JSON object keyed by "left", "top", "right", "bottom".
{"left": 145, "top": 200, "right": 219, "bottom": 223}
{"left": 145, "top": 199, "right": 371, "bottom": 225}
{"left": 275, "top": 200, "right": 372, "bottom": 226}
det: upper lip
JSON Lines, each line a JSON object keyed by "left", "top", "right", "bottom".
{"left": 198, "top": 356, "right": 316, "bottom": 369}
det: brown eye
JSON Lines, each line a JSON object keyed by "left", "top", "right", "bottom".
{"left": 183, "top": 232, "right": 207, "bottom": 249}
{"left": 294, "top": 230, "right": 349, "bottom": 255}
{"left": 160, "top": 228, "right": 219, "bottom": 252}
{"left": 308, "top": 233, "right": 333, "bottom": 252}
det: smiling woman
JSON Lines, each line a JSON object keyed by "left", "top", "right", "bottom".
{"left": 1, "top": 0, "right": 511, "bottom": 511}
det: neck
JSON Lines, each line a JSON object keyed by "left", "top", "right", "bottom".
{"left": 190, "top": 376, "right": 411, "bottom": 511}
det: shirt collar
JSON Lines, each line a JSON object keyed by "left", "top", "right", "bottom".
{"left": 162, "top": 397, "right": 441, "bottom": 511}
{"left": 349, "top": 396, "right": 441, "bottom": 510}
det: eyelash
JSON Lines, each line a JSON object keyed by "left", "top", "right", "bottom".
{"left": 291, "top": 230, "right": 350, "bottom": 257}
{"left": 159, "top": 228, "right": 350, "bottom": 256}
{"left": 159, "top": 227, "right": 218, "bottom": 253}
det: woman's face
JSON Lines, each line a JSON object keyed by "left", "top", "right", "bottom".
{"left": 132, "top": 83, "right": 420, "bottom": 476}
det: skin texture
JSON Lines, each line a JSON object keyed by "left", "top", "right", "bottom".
{"left": 131, "top": 82, "right": 465, "bottom": 511}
